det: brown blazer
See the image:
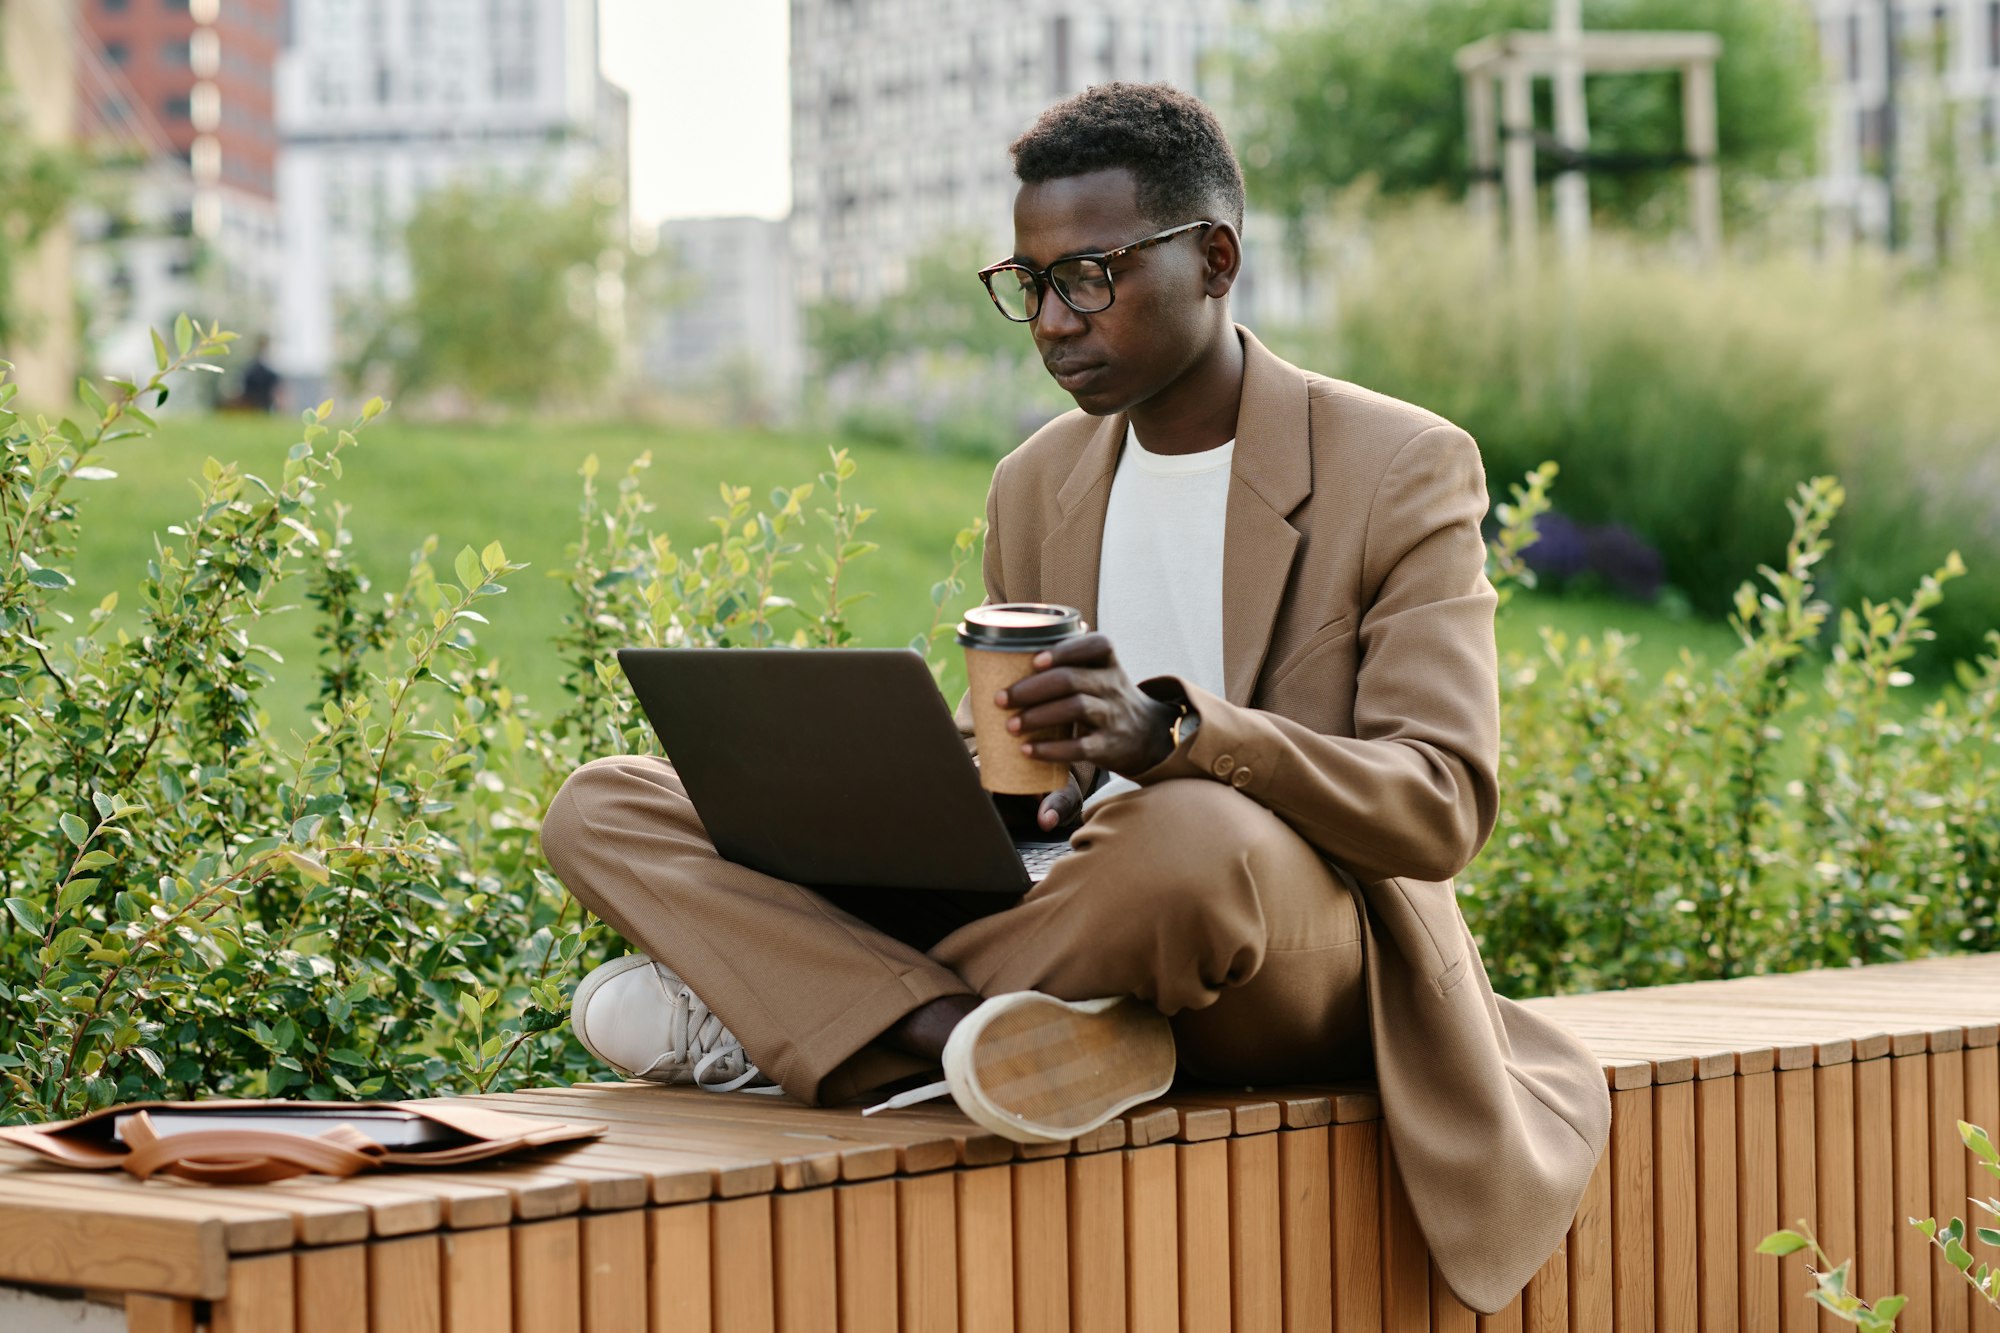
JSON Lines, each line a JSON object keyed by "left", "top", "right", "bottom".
{"left": 954, "top": 325, "right": 1609, "bottom": 1313}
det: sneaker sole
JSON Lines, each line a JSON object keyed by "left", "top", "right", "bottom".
{"left": 942, "top": 994, "right": 1176, "bottom": 1144}
{"left": 569, "top": 953, "right": 662, "bottom": 1077}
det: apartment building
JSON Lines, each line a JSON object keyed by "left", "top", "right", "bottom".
{"left": 788, "top": 0, "right": 1310, "bottom": 327}
{"left": 1807, "top": 0, "right": 2000, "bottom": 251}
{"left": 273, "top": 0, "right": 629, "bottom": 402}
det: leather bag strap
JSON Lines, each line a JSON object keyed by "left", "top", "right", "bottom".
{"left": 118, "top": 1112, "right": 388, "bottom": 1184}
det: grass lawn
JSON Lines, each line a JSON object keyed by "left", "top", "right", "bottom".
{"left": 53, "top": 412, "right": 1752, "bottom": 730}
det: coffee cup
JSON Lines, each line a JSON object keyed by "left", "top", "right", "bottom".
{"left": 957, "top": 602, "right": 1086, "bottom": 794}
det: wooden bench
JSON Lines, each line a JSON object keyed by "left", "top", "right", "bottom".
{"left": 3, "top": 953, "right": 1998, "bottom": 1332}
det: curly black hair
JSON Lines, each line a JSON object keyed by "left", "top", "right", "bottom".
{"left": 1010, "top": 82, "right": 1246, "bottom": 231}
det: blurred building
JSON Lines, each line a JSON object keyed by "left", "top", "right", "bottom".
{"left": 274, "top": 0, "right": 629, "bottom": 405}
{"left": 1, "top": 0, "right": 78, "bottom": 405}
{"left": 72, "top": 0, "right": 284, "bottom": 383}
{"left": 641, "top": 216, "right": 802, "bottom": 422}
{"left": 788, "top": 0, "right": 1315, "bottom": 328}
{"left": 1807, "top": 0, "right": 2000, "bottom": 255}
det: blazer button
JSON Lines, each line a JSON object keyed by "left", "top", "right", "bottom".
{"left": 1212, "top": 754, "right": 1236, "bottom": 777}
{"left": 1230, "top": 767, "right": 1253, "bottom": 788}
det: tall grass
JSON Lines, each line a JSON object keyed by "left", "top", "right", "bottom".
{"left": 1277, "top": 205, "right": 2000, "bottom": 668}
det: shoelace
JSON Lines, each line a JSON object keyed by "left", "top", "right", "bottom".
{"left": 861, "top": 1079, "right": 952, "bottom": 1116}
{"left": 639, "top": 969, "right": 784, "bottom": 1096}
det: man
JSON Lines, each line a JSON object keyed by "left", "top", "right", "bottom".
{"left": 540, "top": 82, "right": 1607, "bottom": 1311}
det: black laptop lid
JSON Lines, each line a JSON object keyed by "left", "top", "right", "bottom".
{"left": 615, "top": 647, "right": 1033, "bottom": 894}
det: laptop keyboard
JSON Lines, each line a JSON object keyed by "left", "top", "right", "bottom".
{"left": 1018, "top": 841, "right": 1076, "bottom": 881}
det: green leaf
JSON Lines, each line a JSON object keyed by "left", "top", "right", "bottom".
{"left": 454, "top": 546, "right": 482, "bottom": 592}
{"left": 1756, "top": 1230, "right": 1809, "bottom": 1256}
{"left": 481, "top": 540, "right": 506, "bottom": 573}
{"left": 4, "top": 898, "right": 49, "bottom": 934}
{"left": 59, "top": 813, "right": 89, "bottom": 847}
{"left": 1946, "top": 1237, "right": 1975, "bottom": 1270}
{"left": 283, "top": 851, "right": 330, "bottom": 885}
{"left": 25, "top": 567, "right": 70, "bottom": 589}
{"left": 174, "top": 313, "right": 193, "bottom": 356}
{"left": 1872, "top": 1294, "right": 1908, "bottom": 1320}
{"left": 1976, "top": 1227, "right": 2000, "bottom": 1247}
{"left": 151, "top": 328, "right": 170, "bottom": 371}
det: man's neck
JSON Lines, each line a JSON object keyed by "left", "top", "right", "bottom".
{"left": 1125, "top": 322, "right": 1245, "bottom": 456}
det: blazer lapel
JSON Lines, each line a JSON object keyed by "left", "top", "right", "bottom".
{"left": 1039, "top": 409, "right": 1126, "bottom": 631}
{"left": 1221, "top": 328, "right": 1313, "bottom": 704}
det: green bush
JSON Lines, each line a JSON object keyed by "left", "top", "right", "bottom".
{"left": 1288, "top": 204, "right": 2000, "bottom": 669}
{"left": 2, "top": 327, "right": 1996, "bottom": 1123}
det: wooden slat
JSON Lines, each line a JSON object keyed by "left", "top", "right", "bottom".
{"left": 1012, "top": 1159, "right": 1068, "bottom": 1333}
{"left": 1068, "top": 1150, "right": 1126, "bottom": 1333}
{"left": 442, "top": 1227, "right": 512, "bottom": 1333}
{"left": 1930, "top": 1048, "right": 1971, "bottom": 1333}
{"left": 773, "top": 1189, "right": 838, "bottom": 1333}
{"left": 1815, "top": 1061, "right": 1859, "bottom": 1333}
{"left": 898, "top": 1172, "right": 959, "bottom": 1333}
{"left": 1230, "top": 1133, "right": 1283, "bottom": 1333}
{"left": 124, "top": 1295, "right": 198, "bottom": 1333}
{"left": 1522, "top": 1241, "right": 1568, "bottom": 1333}
{"left": 1476, "top": 1294, "right": 1523, "bottom": 1332}
{"left": 1433, "top": 1260, "right": 1478, "bottom": 1333}
{"left": 212, "top": 1252, "right": 296, "bottom": 1333}
{"left": 1610, "top": 1086, "right": 1656, "bottom": 1333}
{"left": 1567, "top": 1139, "right": 1612, "bottom": 1333}
{"left": 1738, "top": 1068, "right": 1781, "bottom": 1331}
{"left": 1775, "top": 1066, "right": 1818, "bottom": 1333}
{"left": 1967, "top": 1044, "right": 2000, "bottom": 1333}
{"left": 0, "top": 1173, "right": 295, "bottom": 1255}
{"left": 835, "top": 1182, "right": 897, "bottom": 1333}
{"left": 1332, "top": 1119, "right": 1382, "bottom": 1333}
{"left": 1855, "top": 1058, "right": 1897, "bottom": 1316}
{"left": 1695, "top": 1074, "right": 1739, "bottom": 1332}
{"left": 580, "top": 1211, "right": 646, "bottom": 1333}
{"left": 1128, "top": 1145, "right": 1182, "bottom": 1333}
{"left": 648, "top": 1205, "right": 711, "bottom": 1333}
{"left": 1894, "top": 1053, "right": 1937, "bottom": 1333}
{"left": 0, "top": 1190, "right": 228, "bottom": 1299}
{"left": 1177, "top": 1139, "right": 1229, "bottom": 1333}
{"left": 1652, "top": 1080, "right": 1698, "bottom": 1333}
{"left": 712, "top": 1196, "right": 778, "bottom": 1333}
{"left": 512, "top": 1218, "right": 582, "bottom": 1333}
{"left": 957, "top": 1166, "right": 1015, "bottom": 1333}
{"left": 1278, "top": 1127, "right": 1333, "bottom": 1333}
{"left": 1381, "top": 1144, "right": 1430, "bottom": 1333}
{"left": 369, "top": 1235, "right": 443, "bottom": 1333}
{"left": 296, "top": 1244, "right": 369, "bottom": 1333}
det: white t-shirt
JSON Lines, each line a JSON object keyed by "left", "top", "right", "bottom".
{"left": 1082, "top": 423, "right": 1233, "bottom": 812}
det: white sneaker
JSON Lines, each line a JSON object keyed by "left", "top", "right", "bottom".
{"left": 865, "top": 992, "right": 1176, "bottom": 1144}
{"left": 570, "top": 955, "right": 780, "bottom": 1094}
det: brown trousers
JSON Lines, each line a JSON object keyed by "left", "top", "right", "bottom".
{"left": 540, "top": 755, "right": 1371, "bottom": 1105}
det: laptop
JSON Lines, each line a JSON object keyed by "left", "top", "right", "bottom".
{"left": 615, "top": 647, "right": 1077, "bottom": 895}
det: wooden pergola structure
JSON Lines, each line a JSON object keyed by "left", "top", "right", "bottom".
{"left": 1454, "top": 26, "right": 1724, "bottom": 268}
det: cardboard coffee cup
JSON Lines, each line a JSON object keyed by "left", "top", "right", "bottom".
{"left": 958, "top": 603, "right": 1086, "bottom": 794}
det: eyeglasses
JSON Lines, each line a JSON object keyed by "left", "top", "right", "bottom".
{"left": 976, "top": 220, "right": 1214, "bottom": 323}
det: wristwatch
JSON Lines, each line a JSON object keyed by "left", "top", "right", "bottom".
{"left": 1168, "top": 699, "right": 1200, "bottom": 749}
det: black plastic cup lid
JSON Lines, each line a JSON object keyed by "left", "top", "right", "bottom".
{"left": 956, "top": 602, "right": 1085, "bottom": 649}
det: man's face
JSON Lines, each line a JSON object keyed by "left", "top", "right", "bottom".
{"left": 1008, "top": 168, "right": 1228, "bottom": 416}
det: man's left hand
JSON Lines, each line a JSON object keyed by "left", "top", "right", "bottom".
{"left": 999, "top": 632, "right": 1177, "bottom": 780}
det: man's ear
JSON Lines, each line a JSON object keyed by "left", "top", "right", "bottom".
{"left": 1203, "top": 222, "right": 1243, "bottom": 299}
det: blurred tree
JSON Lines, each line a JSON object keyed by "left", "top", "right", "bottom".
{"left": 1230, "top": 0, "right": 1819, "bottom": 232}
{"left": 347, "top": 175, "right": 653, "bottom": 411}
{"left": 0, "top": 69, "right": 79, "bottom": 349}
{"left": 805, "top": 236, "right": 1023, "bottom": 376}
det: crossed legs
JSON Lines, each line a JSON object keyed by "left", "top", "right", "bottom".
{"left": 539, "top": 754, "right": 1370, "bottom": 1104}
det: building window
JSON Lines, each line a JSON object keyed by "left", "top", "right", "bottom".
{"left": 101, "top": 0, "right": 129, "bottom": 10}
{"left": 1847, "top": 12, "right": 1862, "bottom": 81}
{"left": 163, "top": 39, "right": 191, "bottom": 65}
{"left": 1051, "top": 14, "right": 1069, "bottom": 96}
{"left": 1989, "top": 1, "right": 2000, "bottom": 67}
{"left": 164, "top": 94, "right": 192, "bottom": 121}
{"left": 104, "top": 40, "right": 128, "bottom": 65}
